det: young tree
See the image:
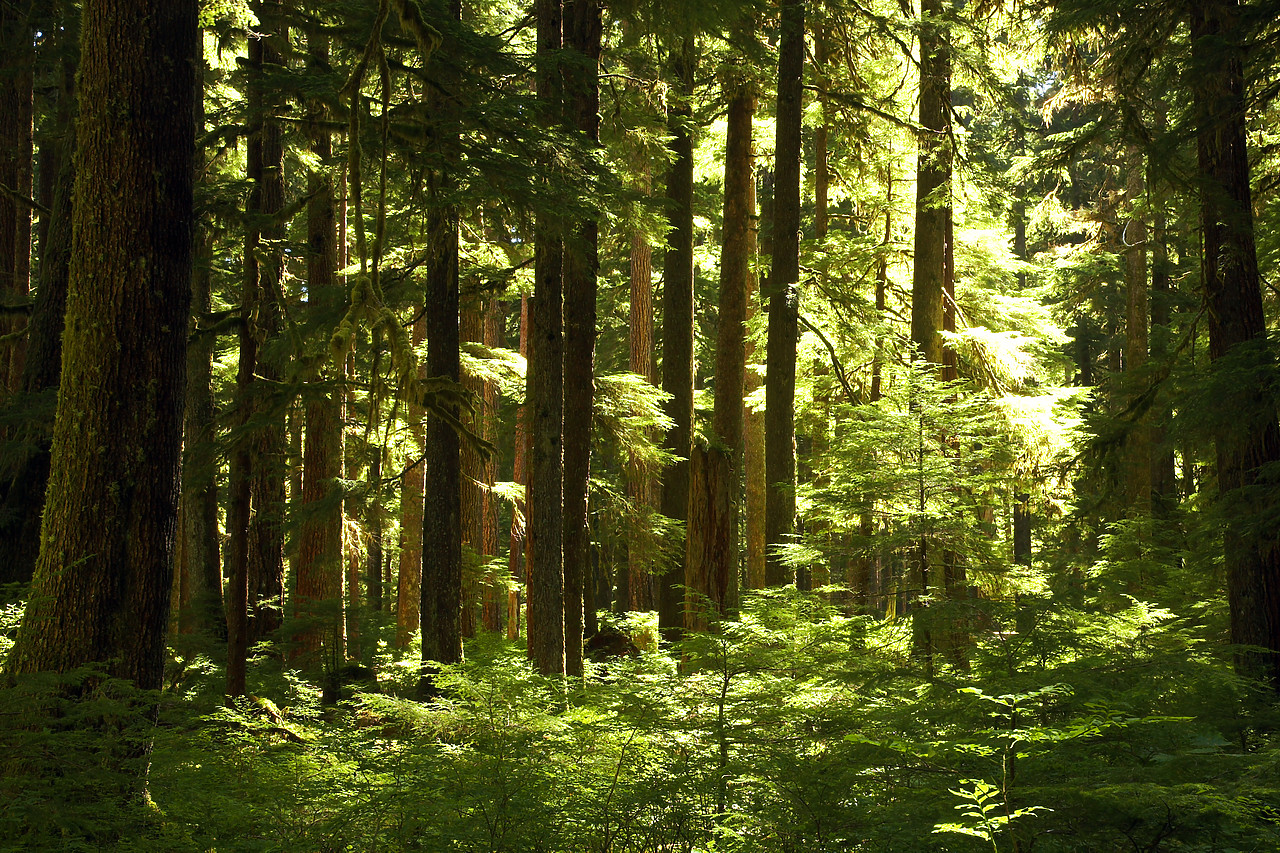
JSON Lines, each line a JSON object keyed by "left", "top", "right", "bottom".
{"left": 5, "top": 0, "right": 196, "bottom": 689}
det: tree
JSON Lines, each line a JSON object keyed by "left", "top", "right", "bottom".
{"left": 686, "top": 57, "right": 755, "bottom": 628}
{"left": 1188, "top": 0, "right": 1280, "bottom": 689}
{"left": 562, "top": 0, "right": 602, "bottom": 675}
{"left": 5, "top": 0, "right": 195, "bottom": 689}
{"left": 764, "top": 0, "right": 804, "bottom": 588}
{"left": 526, "top": 0, "right": 567, "bottom": 677}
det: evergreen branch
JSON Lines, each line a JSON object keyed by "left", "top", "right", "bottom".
{"left": 798, "top": 310, "right": 862, "bottom": 406}
{"left": 0, "top": 182, "right": 50, "bottom": 216}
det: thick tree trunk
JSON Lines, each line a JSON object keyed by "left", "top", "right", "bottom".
{"left": 397, "top": 307, "right": 426, "bottom": 647}
{"left": 481, "top": 298, "right": 503, "bottom": 632}
{"left": 246, "top": 3, "right": 287, "bottom": 645}
{"left": 658, "top": 39, "right": 696, "bottom": 635}
{"left": 764, "top": 0, "right": 804, "bottom": 587}
{"left": 293, "top": 32, "right": 343, "bottom": 664}
{"left": 687, "top": 82, "right": 754, "bottom": 624}
{"left": 421, "top": 183, "right": 463, "bottom": 674}
{"left": 625, "top": 212, "right": 657, "bottom": 611}
{"left": 1150, "top": 145, "right": 1177, "bottom": 511}
{"left": 526, "top": 0, "right": 566, "bottom": 677}
{"left": 421, "top": 0, "right": 465, "bottom": 683}
{"left": 1190, "top": 1, "right": 1280, "bottom": 689}
{"left": 910, "top": 0, "right": 950, "bottom": 367}
{"left": 5, "top": 0, "right": 195, "bottom": 691}
{"left": 562, "top": 0, "right": 601, "bottom": 674}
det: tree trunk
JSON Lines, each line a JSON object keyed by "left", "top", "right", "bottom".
{"left": 420, "top": 0, "right": 465, "bottom": 683}
{"left": 687, "top": 80, "right": 754, "bottom": 624}
{"left": 625, "top": 205, "right": 657, "bottom": 610}
{"left": 246, "top": 2, "right": 287, "bottom": 645}
{"left": 293, "top": 31, "right": 344, "bottom": 665}
{"left": 508, "top": 295, "right": 530, "bottom": 639}
{"left": 910, "top": 0, "right": 950, "bottom": 367}
{"left": 1123, "top": 147, "right": 1150, "bottom": 514}
{"left": 0, "top": 0, "right": 34, "bottom": 392}
{"left": 764, "top": 0, "right": 804, "bottom": 588}
{"left": 461, "top": 304, "right": 485, "bottom": 638}
{"left": 180, "top": 27, "right": 223, "bottom": 635}
{"left": 5, "top": 0, "right": 195, "bottom": 691}
{"left": 1190, "top": 0, "right": 1280, "bottom": 689}
{"left": 526, "top": 0, "right": 566, "bottom": 677}
{"left": 397, "top": 307, "right": 427, "bottom": 647}
{"left": 562, "top": 0, "right": 601, "bottom": 674}
{"left": 481, "top": 298, "right": 504, "bottom": 632}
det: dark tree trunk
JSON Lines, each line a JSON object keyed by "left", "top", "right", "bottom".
{"left": 1123, "top": 148, "right": 1150, "bottom": 513}
{"left": 562, "top": 0, "right": 601, "bottom": 674}
{"left": 764, "top": 0, "right": 804, "bottom": 587}
{"left": 0, "top": 0, "right": 33, "bottom": 392}
{"left": 1190, "top": 0, "right": 1280, "bottom": 689}
{"left": 461, "top": 303, "right": 485, "bottom": 637}
{"left": 508, "top": 295, "right": 530, "bottom": 639}
{"left": 179, "top": 25, "right": 223, "bottom": 635}
{"left": 687, "top": 81, "right": 754, "bottom": 625}
{"left": 526, "top": 0, "right": 566, "bottom": 677}
{"left": 420, "top": 0, "right": 465, "bottom": 683}
{"left": 246, "top": 2, "right": 287, "bottom": 645}
{"left": 5, "top": 0, "right": 195, "bottom": 690}
{"left": 910, "top": 0, "right": 950, "bottom": 367}
{"left": 658, "top": 38, "right": 696, "bottom": 635}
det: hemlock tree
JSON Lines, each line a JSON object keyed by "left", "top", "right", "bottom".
{"left": 5, "top": 0, "right": 196, "bottom": 689}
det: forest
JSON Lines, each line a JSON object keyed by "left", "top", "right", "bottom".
{"left": 3, "top": 0, "right": 1280, "bottom": 849}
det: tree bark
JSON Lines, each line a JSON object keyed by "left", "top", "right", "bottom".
{"left": 562, "top": 0, "right": 601, "bottom": 674}
{"left": 658, "top": 38, "right": 696, "bottom": 635}
{"left": 461, "top": 303, "right": 485, "bottom": 637}
{"left": 764, "top": 0, "right": 804, "bottom": 587}
{"left": 526, "top": 0, "right": 566, "bottom": 676}
{"left": 625, "top": 208, "right": 657, "bottom": 610}
{"left": 5, "top": 0, "right": 195, "bottom": 691}
{"left": 1190, "top": 0, "right": 1280, "bottom": 689}
{"left": 0, "top": 0, "right": 34, "bottom": 393}
{"left": 293, "top": 31, "right": 344, "bottom": 664}
{"left": 687, "top": 80, "right": 754, "bottom": 625}
{"left": 1123, "top": 147, "right": 1150, "bottom": 514}
{"left": 397, "top": 307, "right": 426, "bottom": 647}
{"left": 910, "top": 0, "right": 950, "bottom": 367}
{"left": 508, "top": 295, "right": 530, "bottom": 639}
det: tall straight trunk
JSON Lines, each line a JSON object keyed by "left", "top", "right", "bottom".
{"left": 421, "top": 194, "right": 462, "bottom": 671}
{"left": 813, "top": 23, "right": 830, "bottom": 243}
{"left": 625, "top": 207, "right": 657, "bottom": 611}
{"left": 562, "top": 0, "right": 601, "bottom": 675}
{"left": 910, "top": 0, "right": 950, "bottom": 367}
{"left": 366, "top": 437, "right": 384, "bottom": 617}
{"left": 397, "top": 307, "right": 426, "bottom": 647}
{"left": 508, "top": 295, "right": 530, "bottom": 639}
{"left": 421, "top": 0, "right": 465, "bottom": 681}
{"left": 0, "top": 0, "right": 33, "bottom": 392}
{"left": 461, "top": 304, "right": 485, "bottom": 637}
{"left": 5, "top": 0, "right": 195, "bottom": 689}
{"left": 1191, "top": 0, "right": 1280, "bottom": 689}
{"left": 658, "top": 38, "right": 696, "bottom": 633}
{"left": 744, "top": 172, "right": 766, "bottom": 592}
{"left": 180, "top": 26, "right": 223, "bottom": 634}
{"left": 247, "top": 3, "right": 287, "bottom": 644}
{"left": 293, "top": 32, "right": 344, "bottom": 663}
{"left": 1123, "top": 148, "right": 1150, "bottom": 514}
{"left": 687, "top": 81, "right": 754, "bottom": 626}
{"left": 1149, "top": 128, "right": 1176, "bottom": 511}
{"left": 0, "top": 17, "right": 73, "bottom": 589}
{"left": 764, "top": 0, "right": 804, "bottom": 588}
{"left": 481, "top": 298, "right": 503, "bottom": 632}
{"left": 526, "top": 0, "right": 566, "bottom": 677}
